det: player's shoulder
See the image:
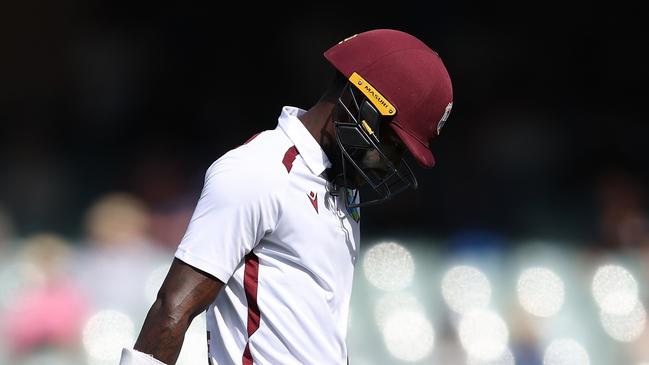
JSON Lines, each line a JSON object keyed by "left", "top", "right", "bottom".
{"left": 205, "top": 128, "right": 294, "bottom": 190}
{"left": 232, "top": 128, "right": 292, "bottom": 161}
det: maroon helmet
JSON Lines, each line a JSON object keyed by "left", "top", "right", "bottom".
{"left": 323, "top": 29, "right": 454, "bottom": 208}
{"left": 325, "top": 29, "right": 453, "bottom": 169}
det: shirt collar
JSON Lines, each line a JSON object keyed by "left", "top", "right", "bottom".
{"left": 277, "top": 106, "right": 331, "bottom": 176}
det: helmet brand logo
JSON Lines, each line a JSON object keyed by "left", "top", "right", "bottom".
{"left": 348, "top": 72, "right": 396, "bottom": 116}
{"left": 364, "top": 85, "right": 388, "bottom": 110}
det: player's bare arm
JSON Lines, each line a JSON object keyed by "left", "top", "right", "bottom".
{"left": 133, "top": 258, "right": 224, "bottom": 364}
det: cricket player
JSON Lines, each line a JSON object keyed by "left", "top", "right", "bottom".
{"left": 120, "top": 28, "right": 453, "bottom": 365}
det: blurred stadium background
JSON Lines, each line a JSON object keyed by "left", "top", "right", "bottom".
{"left": 1, "top": 2, "right": 648, "bottom": 365}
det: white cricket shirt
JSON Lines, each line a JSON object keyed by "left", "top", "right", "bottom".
{"left": 175, "top": 106, "right": 361, "bottom": 365}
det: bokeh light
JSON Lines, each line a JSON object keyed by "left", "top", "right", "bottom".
{"left": 600, "top": 300, "right": 647, "bottom": 342}
{"left": 363, "top": 242, "right": 415, "bottom": 291}
{"left": 517, "top": 267, "right": 565, "bottom": 317}
{"left": 442, "top": 265, "right": 491, "bottom": 314}
{"left": 382, "top": 309, "right": 434, "bottom": 362}
{"left": 543, "top": 338, "right": 590, "bottom": 365}
{"left": 82, "top": 310, "right": 134, "bottom": 363}
{"left": 374, "top": 292, "right": 424, "bottom": 330}
{"left": 467, "top": 348, "right": 515, "bottom": 365}
{"left": 458, "top": 309, "right": 509, "bottom": 361}
{"left": 592, "top": 265, "right": 638, "bottom": 315}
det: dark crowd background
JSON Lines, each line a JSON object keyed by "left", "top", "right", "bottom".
{"left": 1, "top": 2, "right": 649, "bottom": 365}
{"left": 2, "top": 2, "right": 647, "bottom": 245}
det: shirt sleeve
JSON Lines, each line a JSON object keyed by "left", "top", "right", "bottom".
{"left": 175, "top": 153, "right": 282, "bottom": 283}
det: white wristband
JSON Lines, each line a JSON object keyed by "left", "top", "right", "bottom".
{"left": 119, "top": 348, "right": 167, "bottom": 365}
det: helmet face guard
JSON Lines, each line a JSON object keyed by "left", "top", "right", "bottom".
{"left": 333, "top": 81, "right": 418, "bottom": 209}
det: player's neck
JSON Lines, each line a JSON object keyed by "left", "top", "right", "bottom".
{"left": 299, "top": 100, "right": 343, "bottom": 182}
{"left": 299, "top": 100, "right": 337, "bottom": 152}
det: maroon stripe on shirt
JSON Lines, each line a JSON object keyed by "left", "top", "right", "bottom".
{"left": 282, "top": 146, "right": 299, "bottom": 173}
{"left": 242, "top": 345, "right": 253, "bottom": 365}
{"left": 242, "top": 252, "right": 260, "bottom": 365}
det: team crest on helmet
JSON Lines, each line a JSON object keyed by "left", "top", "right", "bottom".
{"left": 437, "top": 102, "right": 453, "bottom": 135}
